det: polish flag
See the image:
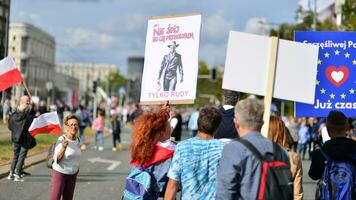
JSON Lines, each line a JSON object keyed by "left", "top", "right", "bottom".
{"left": 29, "top": 112, "right": 62, "bottom": 136}
{"left": 0, "top": 56, "right": 23, "bottom": 91}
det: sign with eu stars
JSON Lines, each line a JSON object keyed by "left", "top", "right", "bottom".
{"left": 295, "top": 31, "right": 356, "bottom": 117}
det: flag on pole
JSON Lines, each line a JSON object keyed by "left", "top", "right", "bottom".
{"left": 0, "top": 56, "right": 23, "bottom": 91}
{"left": 29, "top": 112, "right": 62, "bottom": 136}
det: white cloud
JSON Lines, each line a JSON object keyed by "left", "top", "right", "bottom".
{"left": 200, "top": 43, "right": 228, "bottom": 66}
{"left": 244, "top": 17, "right": 271, "bottom": 35}
{"left": 98, "top": 13, "right": 146, "bottom": 34}
{"left": 17, "top": 12, "right": 40, "bottom": 25}
{"left": 60, "top": 28, "right": 119, "bottom": 49}
{"left": 202, "top": 11, "right": 234, "bottom": 42}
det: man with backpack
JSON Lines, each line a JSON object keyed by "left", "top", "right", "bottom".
{"left": 7, "top": 95, "right": 36, "bottom": 182}
{"left": 165, "top": 106, "right": 225, "bottom": 200}
{"left": 216, "top": 98, "right": 292, "bottom": 200}
{"left": 309, "top": 110, "right": 356, "bottom": 200}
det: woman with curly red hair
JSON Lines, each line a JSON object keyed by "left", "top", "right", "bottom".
{"left": 126, "top": 103, "right": 175, "bottom": 199}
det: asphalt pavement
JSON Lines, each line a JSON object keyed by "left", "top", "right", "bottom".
{"left": 0, "top": 130, "right": 132, "bottom": 200}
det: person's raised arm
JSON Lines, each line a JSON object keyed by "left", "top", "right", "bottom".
{"left": 56, "top": 139, "right": 68, "bottom": 163}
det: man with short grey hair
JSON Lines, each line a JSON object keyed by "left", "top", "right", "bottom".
{"left": 216, "top": 98, "right": 290, "bottom": 200}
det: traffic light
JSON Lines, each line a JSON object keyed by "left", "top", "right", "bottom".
{"left": 92, "top": 81, "right": 97, "bottom": 93}
{"left": 211, "top": 68, "right": 217, "bottom": 81}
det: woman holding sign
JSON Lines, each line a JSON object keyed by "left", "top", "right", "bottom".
{"left": 123, "top": 102, "right": 175, "bottom": 199}
{"left": 50, "top": 114, "right": 82, "bottom": 200}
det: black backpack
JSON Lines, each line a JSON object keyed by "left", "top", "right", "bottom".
{"left": 19, "top": 132, "right": 36, "bottom": 149}
{"left": 46, "top": 142, "right": 57, "bottom": 169}
{"left": 238, "top": 139, "right": 293, "bottom": 200}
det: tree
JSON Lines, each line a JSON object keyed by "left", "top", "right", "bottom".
{"left": 342, "top": 0, "right": 356, "bottom": 31}
{"left": 196, "top": 60, "right": 223, "bottom": 106}
{"left": 99, "top": 70, "right": 126, "bottom": 96}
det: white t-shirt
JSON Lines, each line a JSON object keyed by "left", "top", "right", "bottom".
{"left": 52, "top": 135, "right": 82, "bottom": 175}
{"left": 321, "top": 126, "right": 331, "bottom": 144}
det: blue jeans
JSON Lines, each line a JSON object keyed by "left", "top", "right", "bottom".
{"left": 79, "top": 126, "right": 86, "bottom": 144}
{"left": 94, "top": 130, "right": 104, "bottom": 147}
{"left": 10, "top": 142, "right": 28, "bottom": 174}
{"left": 297, "top": 143, "right": 307, "bottom": 159}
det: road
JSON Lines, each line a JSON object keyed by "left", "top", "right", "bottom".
{"left": 0, "top": 128, "right": 317, "bottom": 200}
{"left": 0, "top": 130, "right": 132, "bottom": 200}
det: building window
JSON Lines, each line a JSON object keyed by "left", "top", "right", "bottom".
{"left": 13, "top": 36, "right": 16, "bottom": 41}
{"left": 20, "top": 59, "right": 27, "bottom": 74}
{"left": 21, "top": 36, "right": 29, "bottom": 52}
{"left": 12, "top": 47, "right": 15, "bottom": 52}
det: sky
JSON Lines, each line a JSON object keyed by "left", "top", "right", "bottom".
{"left": 11, "top": 0, "right": 301, "bottom": 75}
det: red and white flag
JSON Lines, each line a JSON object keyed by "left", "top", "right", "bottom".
{"left": 29, "top": 112, "right": 62, "bottom": 136}
{"left": 0, "top": 56, "right": 23, "bottom": 91}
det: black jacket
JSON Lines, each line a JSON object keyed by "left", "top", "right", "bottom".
{"left": 308, "top": 137, "right": 356, "bottom": 180}
{"left": 214, "top": 106, "right": 239, "bottom": 139}
{"left": 171, "top": 114, "right": 182, "bottom": 141}
{"left": 8, "top": 111, "right": 34, "bottom": 143}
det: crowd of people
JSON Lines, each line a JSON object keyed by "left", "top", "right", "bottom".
{"left": 123, "top": 90, "right": 356, "bottom": 200}
{"left": 4, "top": 92, "right": 356, "bottom": 200}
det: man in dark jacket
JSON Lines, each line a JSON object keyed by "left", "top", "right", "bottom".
{"left": 170, "top": 109, "right": 183, "bottom": 141}
{"left": 214, "top": 89, "right": 240, "bottom": 140}
{"left": 309, "top": 110, "right": 356, "bottom": 180}
{"left": 7, "top": 95, "right": 35, "bottom": 182}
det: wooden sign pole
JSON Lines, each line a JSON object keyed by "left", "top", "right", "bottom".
{"left": 21, "top": 79, "right": 32, "bottom": 100}
{"left": 261, "top": 37, "right": 279, "bottom": 138}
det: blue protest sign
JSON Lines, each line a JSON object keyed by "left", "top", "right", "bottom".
{"left": 295, "top": 31, "right": 356, "bottom": 117}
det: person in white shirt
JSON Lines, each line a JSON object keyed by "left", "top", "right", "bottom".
{"left": 50, "top": 114, "right": 82, "bottom": 200}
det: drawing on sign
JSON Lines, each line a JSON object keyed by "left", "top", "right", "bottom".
{"left": 325, "top": 66, "right": 349, "bottom": 87}
{"left": 157, "top": 41, "right": 184, "bottom": 91}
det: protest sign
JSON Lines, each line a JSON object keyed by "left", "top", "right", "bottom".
{"left": 295, "top": 31, "right": 356, "bottom": 117}
{"left": 223, "top": 31, "right": 319, "bottom": 136}
{"left": 140, "top": 13, "right": 201, "bottom": 105}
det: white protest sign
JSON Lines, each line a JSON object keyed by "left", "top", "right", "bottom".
{"left": 223, "top": 31, "right": 319, "bottom": 137}
{"left": 223, "top": 31, "right": 319, "bottom": 104}
{"left": 140, "top": 13, "right": 202, "bottom": 105}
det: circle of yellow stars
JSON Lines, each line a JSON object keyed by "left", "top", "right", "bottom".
{"left": 316, "top": 49, "right": 355, "bottom": 100}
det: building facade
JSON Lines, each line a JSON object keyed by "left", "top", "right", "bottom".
{"left": 8, "top": 22, "right": 56, "bottom": 100}
{"left": 298, "top": 0, "right": 341, "bottom": 25}
{"left": 56, "top": 62, "right": 118, "bottom": 97}
{"left": 0, "top": 0, "right": 10, "bottom": 58}
{"left": 0, "top": 0, "right": 11, "bottom": 101}
{"left": 126, "top": 56, "right": 144, "bottom": 103}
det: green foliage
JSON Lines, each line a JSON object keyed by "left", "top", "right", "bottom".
{"left": 99, "top": 70, "right": 127, "bottom": 96}
{"left": 342, "top": 0, "right": 356, "bottom": 31}
{"left": 196, "top": 61, "right": 223, "bottom": 106}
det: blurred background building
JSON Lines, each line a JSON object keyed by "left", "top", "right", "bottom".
{"left": 0, "top": 0, "right": 10, "bottom": 101}
{"left": 298, "top": 0, "right": 346, "bottom": 26}
{"left": 56, "top": 62, "right": 118, "bottom": 97}
{"left": 8, "top": 22, "right": 56, "bottom": 100}
{"left": 126, "top": 56, "right": 144, "bottom": 103}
